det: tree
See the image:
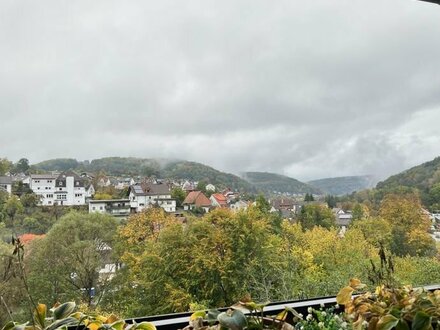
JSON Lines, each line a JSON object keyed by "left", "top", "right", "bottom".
{"left": 379, "top": 194, "right": 435, "bottom": 257}
{"left": 26, "top": 212, "right": 118, "bottom": 306}
{"left": 13, "top": 158, "right": 29, "bottom": 174}
{"left": 304, "top": 193, "right": 315, "bottom": 202}
{"left": 0, "top": 158, "right": 12, "bottom": 175}
{"left": 20, "top": 193, "right": 40, "bottom": 208}
{"left": 4, "top": 196, "right": 24, "bottom": 225}
{"left": 196, "top": 180, "right": 208, "bottom": 193}
{"left": 351, "top": 203, "right": 369, "bottom": 221}
{"left": 351, "top": 217, "right": 392, "bottom": 249}
{"left": 171, "top": 187, "right": 186, "bottom": 207}
{"left": 255, "top": 194, "right": 271, "bottom": 213}
{"left": 324, "top": 195, "right": 337, "bottom": 208}
{"left": 12, "top": 181, "right": 32, "bottom": 197}
{"left": 297, "top": 204, "right": 335, "bottom": 230}
{"left": 428, "top": 183, "right": 440, "bottom": 211}
{"left": 94, "top": 193, "right": 113, "bottom": 200}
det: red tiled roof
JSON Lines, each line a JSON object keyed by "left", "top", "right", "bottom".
{"left": 19, "top": 234, "right": 45, "bottom": 245}
{"left": 212, "top": 193, "right": 228, "bottom": 205}
{"left": 183, "top": 191, "right": 211, "bottom": 207}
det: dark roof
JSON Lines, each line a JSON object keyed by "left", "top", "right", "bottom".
{"left": 129, "top": 183, "right": 171, "bottom": 196}
{"left": 56, "top": 170, "right": 85, "bottom": 187}
{"left": 89, "top": 199, "right": 130, "bottom": 203}
{"left": 31, "top": 174, "right": 58, "bottom": 180}
{"left": 271, "top": 198, "right": 295, "bottom": 209}
{"left": 0, "top": 176, "right": 12, "bottom": 185}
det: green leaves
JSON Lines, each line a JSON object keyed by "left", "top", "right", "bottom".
{"left": 51, "top": 302, "right": 76, "bottom": 321}
{"left": 217, "top": 309, "right": 247, "bottom": 330}
{"left": 395, "top": 319, "right": 410, "bottom": 330}
{"left": 411, "top": 311, "right": 432, "bottom": 330}
{"left": 129, "top": 322, "right": 157, "bottom": 330}
{"left": 377, "top": 315, "right": 399, "bottom": 330}
{"left": 45, "top": 317, "right": 78, "bottom": 330}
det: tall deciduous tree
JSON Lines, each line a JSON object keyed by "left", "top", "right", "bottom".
{"left": 171, "top": 187, "right": 186, "bottom": 207}
{"left": 0, "top": 158, "right": 12, "bottom": 175}
{"left": 13, "top": 158, "right": 29, "bottom": 174}
{"left": 26, "top": 212, "right": 118, "bottom": 306}
{"left": 379, "top": 194, "right": 435, "bottom": 257}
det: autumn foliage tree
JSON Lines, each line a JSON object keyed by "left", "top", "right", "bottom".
{"left": 379, "top": 194, "right": 436, "bottom": 257}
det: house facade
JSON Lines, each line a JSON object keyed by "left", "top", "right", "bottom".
{"left": 210, "top": 193, "right": 228, "bottom": 208}
{"left": 89, "top": 199, "right": 131, "bottom": 218}
{"left": 0, "top": 176, "right": 12, "bottom": 194}
{"left": 183, "top": 191, "right": 211, "bottom": 213}
{"left": 128, "top": 183, "right": 176, "bottom": 213}
{"left": 30, "top": 171, "right": 86, "bottom": 206}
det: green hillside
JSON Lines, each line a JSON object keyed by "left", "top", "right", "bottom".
{"left": 162, "top": 161, "right": 255, "bottom": 192}
{"left": 33, "top": 157, "right": 255, "bottom": 192}
{"left": 308, "top": 175, "right": 376, "bottom": 196}
{"left": 376, "top": 157, "right": 440, "bottom": 191}
{"left": 242, "top": 171, "right": 321, "bottom": 195}
{"left": 34, "top": 158, "right": 80, "bottom": 172}
{"left": 376, "top": 156, "right": 440, "bottom": 210}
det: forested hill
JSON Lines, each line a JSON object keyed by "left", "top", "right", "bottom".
{"left": 242, "top": 171, "right": 321, "bottom": 195}
{"left": 161, "top": 161, "right": 256, "bottom": 192}
{"left": 376, "top": 156, "right": 440, "bottom": 192}
{"left": 307, "top": 175, "right": 376, "bottom": 196}
{"left": 32, "top": 157, "right": 255, "bottom": 192}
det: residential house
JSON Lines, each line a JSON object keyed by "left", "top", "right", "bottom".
{"left": 29, "top": 174, "right": 58, "bottom": 205}
{"left": 205, "top": 184, "right": 216, "bottom": 192}
{"left": 230, "top": 200, "right": 249, "bottom": 212}
{"left": 115, "top": 178, "right": 135, "bottom": 190}
{"left": 0, "top": 176, "right": 12, "bottom": 194}
{"left": 182, "top": 180, "right": 196, "bottom": 192}
{"left": 85, "top": 184, "right": 95, "bottom": 199}
{"left": 210, "top": 193, "right": 228, "bottom": 208}
{"left": 332, "top": 208, "right": 353, "bottom": 228}
{"left": 89, "top": 199, "right": 130, "bottom": 218}
{"left": 97, "top": 176, "right": 112, "bottom": 187}
{"left": 128, "top": 183, "right": 176, "bottom": 213}
{"left": 222, "top": 188, "right": 238, "bottom": 203}
{"left": 271, "top": 197, "right": 300, "bottom": 213}
{"left": 183, "top": 191, "right": 211, "bottom": 213}
{"left": 30, "top": 171, "right": 86, "bottom": 206}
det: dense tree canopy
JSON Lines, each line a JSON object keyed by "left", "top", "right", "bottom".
{"left": 26, "top": 212, "right": 118, "bottom": 306}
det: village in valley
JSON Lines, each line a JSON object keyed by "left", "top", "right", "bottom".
{"left": 0, "top": 167, "right": 361, "bottom": 229}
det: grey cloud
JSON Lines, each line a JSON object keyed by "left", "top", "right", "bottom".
{"left": 1, "top": 0, "right": 440, "bottom": 181}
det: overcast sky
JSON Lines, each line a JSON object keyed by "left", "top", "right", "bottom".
{"left": 1, "top": 0, "right": 440, "bottom": 181}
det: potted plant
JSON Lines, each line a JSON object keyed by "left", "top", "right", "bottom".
{"left": 336, "top": 279, "right": 440, "bottom": 330}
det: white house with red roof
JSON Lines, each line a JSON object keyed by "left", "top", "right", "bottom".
{"left": 210, "top": 193, "right": 228, "bottom": 208}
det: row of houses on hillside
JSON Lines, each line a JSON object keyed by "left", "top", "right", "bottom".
{"left": 182, "top": 190, "right": 249, "bottom": 213}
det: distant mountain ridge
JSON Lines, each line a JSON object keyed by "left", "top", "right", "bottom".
{"left": 242, "top": 171, "right": 321, "bottom": 195}
{"left": 307, "top": 175, "right": 377, "bottom": 196}
{"left": 33, "top": 157, "right": 255, "bottom": 192}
